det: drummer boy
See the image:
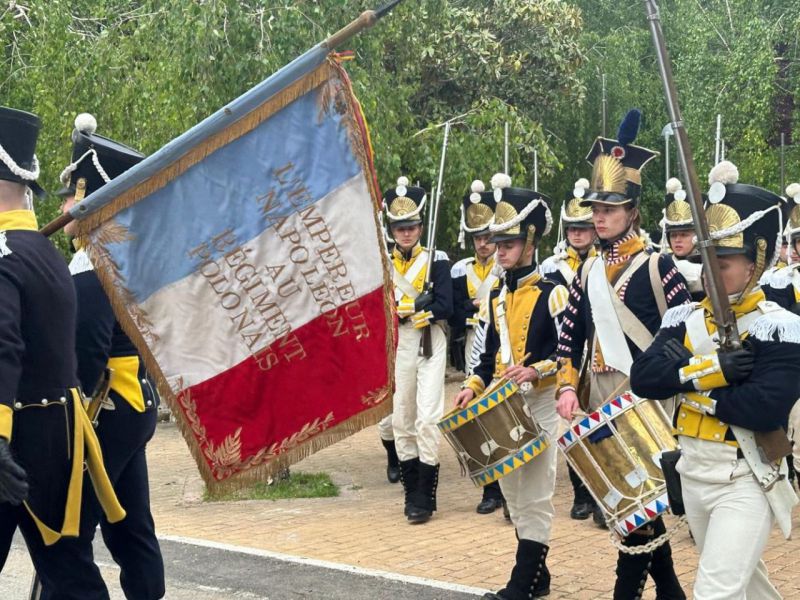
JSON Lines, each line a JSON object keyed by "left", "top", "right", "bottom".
{"left": 454, "top": 173, "right": 568, "bottom": 599}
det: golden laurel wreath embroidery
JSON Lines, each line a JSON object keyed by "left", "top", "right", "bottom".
{"left": 87, "top": 219, "right": 160, "bottom": 346}
{"left": 360, "top": 387, "right": 389, "bottom": 407}
{"left": 175, "top": 378, "right": 337, "bottom": 480}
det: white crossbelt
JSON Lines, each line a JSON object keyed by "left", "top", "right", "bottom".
{"left": 496, "top": 285, "right": 513, "bottom": 367}
{"left": 392, "top": 250, "right": 428, "bottom": 302}
{"left": 465, "top": 261, "right": 498, "bottom": 304}
{"left": 586, "top": 253, "right": 649, "bottom": 375}
{"left": 683, "top": 303, "right": 799, "bottom": 539}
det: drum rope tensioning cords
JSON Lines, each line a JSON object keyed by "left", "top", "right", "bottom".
{"left": 608, "top": 514, "right": 688, "bottom": 555}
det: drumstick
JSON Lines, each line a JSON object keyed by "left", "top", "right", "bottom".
{"left": 458, "top": 353, "right": 534, "bottom": 409}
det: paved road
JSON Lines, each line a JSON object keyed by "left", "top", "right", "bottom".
{"left": 1, "top": 533, "right": 485, "bottom": 599}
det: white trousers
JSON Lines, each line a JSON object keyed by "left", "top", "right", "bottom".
{"left": 392, "top": 323, "right": 446, "bottom": 465}
{"left": 788, "top": 400, "right": 800, "bottom": 465}
{"left": 678, "top": 436, "right": 781, "bottom": 600}
{"left": 499, "top": 384, "right": 559, "bottom": 544}
{"left": 378, "top": 414, "right": 394, "bottom": 441}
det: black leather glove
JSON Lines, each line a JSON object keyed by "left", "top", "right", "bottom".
{"left": 790, "top": 302, "right": 800, "bottom": 317}
{"left": 0, "top": 438, "right": 27, "bottom": 505}
{"left": 414, "top": 292, "right": 434, "bottom": 312}
{"left": 718, "top": 348, "right": 755, "bottom": 384}
{"left": 663, "top": 338, "right": 692, "bottom": 363}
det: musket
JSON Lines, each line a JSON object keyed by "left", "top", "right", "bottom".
{"left": 644, "top": 0, "right": 740, "bottom": 350}
{"left": 781, "top": 133, "right": 786, "bottom": 194}
{"left": 601, "top": 73, "right": 608, "bottom": 137}
{"left": 426, "top": 184, "right": 435, "bottom": 250}
{"left": 714, "top": 114, "right": 722, "bottom": 165}
{"left": 39, "top": 0, "right": 407, "bottom": 237}
{"left": 504, "top": 122, "right": 510, "bottom": 174}
{"left": 661, "top": 122, "right": 674, "bottom": 184}
{"left": 419, "top": 121, "right": 451, "bottom": 358}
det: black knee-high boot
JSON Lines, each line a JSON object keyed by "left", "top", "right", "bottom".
{"left": 381, "top": 439, "right": 401, "bottom": 484}
{"left": 407, "top": 462, "right": 439, "bottom": 524}
{"left": 483, "top": 538, "right": 550, "bottom": 599}
{"left": 477, "top": 480, "right": 504, "bottom": 514}
{"left": 398, "top": 458, "right": 419, "bottom": 517}
{"left": 613, "top": 517, "right": 684, "bottom": 600}
{"left": 568, "top": 464, "right": 596, "bottom": 520}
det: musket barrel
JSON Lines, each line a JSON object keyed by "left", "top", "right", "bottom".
{"left": 643, "top": 0, "right": 740, "bottom": 350}
{"left": 424, "top": 121, "right": 451, "bottom": 283}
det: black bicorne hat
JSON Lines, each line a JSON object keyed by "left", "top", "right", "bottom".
{"left": 487, "top": 173, "right": 552, "bottom": 245}
{"left": 58, "top": 113, "right": 144, "bottom": 198}
{"left": 699, "top": 161, "right": 783, "bottom": 272}
{"left": 663, "top": 177, "right": 694, "bottom": 233}
{"left": 459, "top": 179, "right": 496, "bottom": 246}
{"left": 562, "top": 179, "right": 595, "bottom": 229}
{"left": 782, "top": 183, "right": 800, "bottom": 243}
{"left": 383, "top": 176, "right": 426, "bottom": 228}
{"left": 580, "top": 109, "right": 659, "bottom": 207}
{"left": 0, "top": 106, "right": 45, "bottom": 196}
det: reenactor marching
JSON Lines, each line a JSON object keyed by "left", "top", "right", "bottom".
{"left": 761, "top": 182, "right": 800, "bottom": 490}
{"left": 661, "top": 177, "right": 704, "bottom": 300}
{"left": 539, "top": 181, "right": 602, "bottom": 524}
{"left": 450, "top": 179, "right": 505, "bottom": 515}
{"left": 43, "top": 113, "right": 166, "bottom": 600}
{"left": 455, "top": 173, "right": 568, "bottom": 599}
{"left": 632, "top": 160, "right": 800, "bottom": 599}
{"left": 384, "top": 176, "right": 452, "bottom": 524}
{"left": 554, "top": 110, "right": 689, "bottom": 599}
{"left": 0, "top": 106, "right": 124, "bottom": 598}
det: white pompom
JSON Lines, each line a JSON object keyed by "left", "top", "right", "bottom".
{"left": 469, "top": 192, "right": 481, "bottom": 204}
{"left": 708, "top": 160, "right": 739, "bottom": 186}
{"left": 74, "top": 113, "right": 97, "bottom": 135}
{"left": 471, "top": 179, "right": 485, "bottom": 193}
{"left": 674, "top": 189, "right": 687, "bottom": 202}
{"left": 575, "top": 177, "right": 590, "bottom": 190}
{"left": 708, "top": 181, "right": 727, "bottom": 204}
{"left": 666, "top": 177, "right": 682, "bottom": 194}
{"left": 396, "top": 176, "right": 409, "bottom": 187}
{"left": 491, "top": 172, "right": 512, "bottom": 190}
{"left": 785, "top": 182, "right": 800, "bottom": 201}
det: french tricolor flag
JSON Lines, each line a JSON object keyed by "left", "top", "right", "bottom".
{"left": 73, "top": 50, "right": 395, "bottom": 489}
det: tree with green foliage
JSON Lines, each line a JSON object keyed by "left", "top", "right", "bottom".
{"left": 2, "top": 1, "right": 799, "bottom": 255}
{"left": 1, "top": 0, "right": 585, "bottom": 256}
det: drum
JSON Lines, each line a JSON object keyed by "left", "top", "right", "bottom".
{"left": 438, "top": 379, "right": 549, "bottom": 487}
{"left": 557, "top": 392, "right": 677, "bottom": 538}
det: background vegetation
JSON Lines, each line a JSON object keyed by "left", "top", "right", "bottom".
{"left": 3, "top": 0, "right": 799, "bottom": 256}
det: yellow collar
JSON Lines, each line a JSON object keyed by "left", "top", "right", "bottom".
{"left": 700, "top": 288, "right": 765, "bottom": 319}
{"left": 473, "top": 255, "right": 494, "bottom": 278}
{"left": 566, "top": 245, "right": 579, "bottom": 261}
{"left": 0, "top": 210, "right": 38, "bottom": 231}
{"left": 566, "top": 245, "right": 597, "bottom": 261}
{"left": 392, "top": 243, "right": 423, "bottom": 262}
